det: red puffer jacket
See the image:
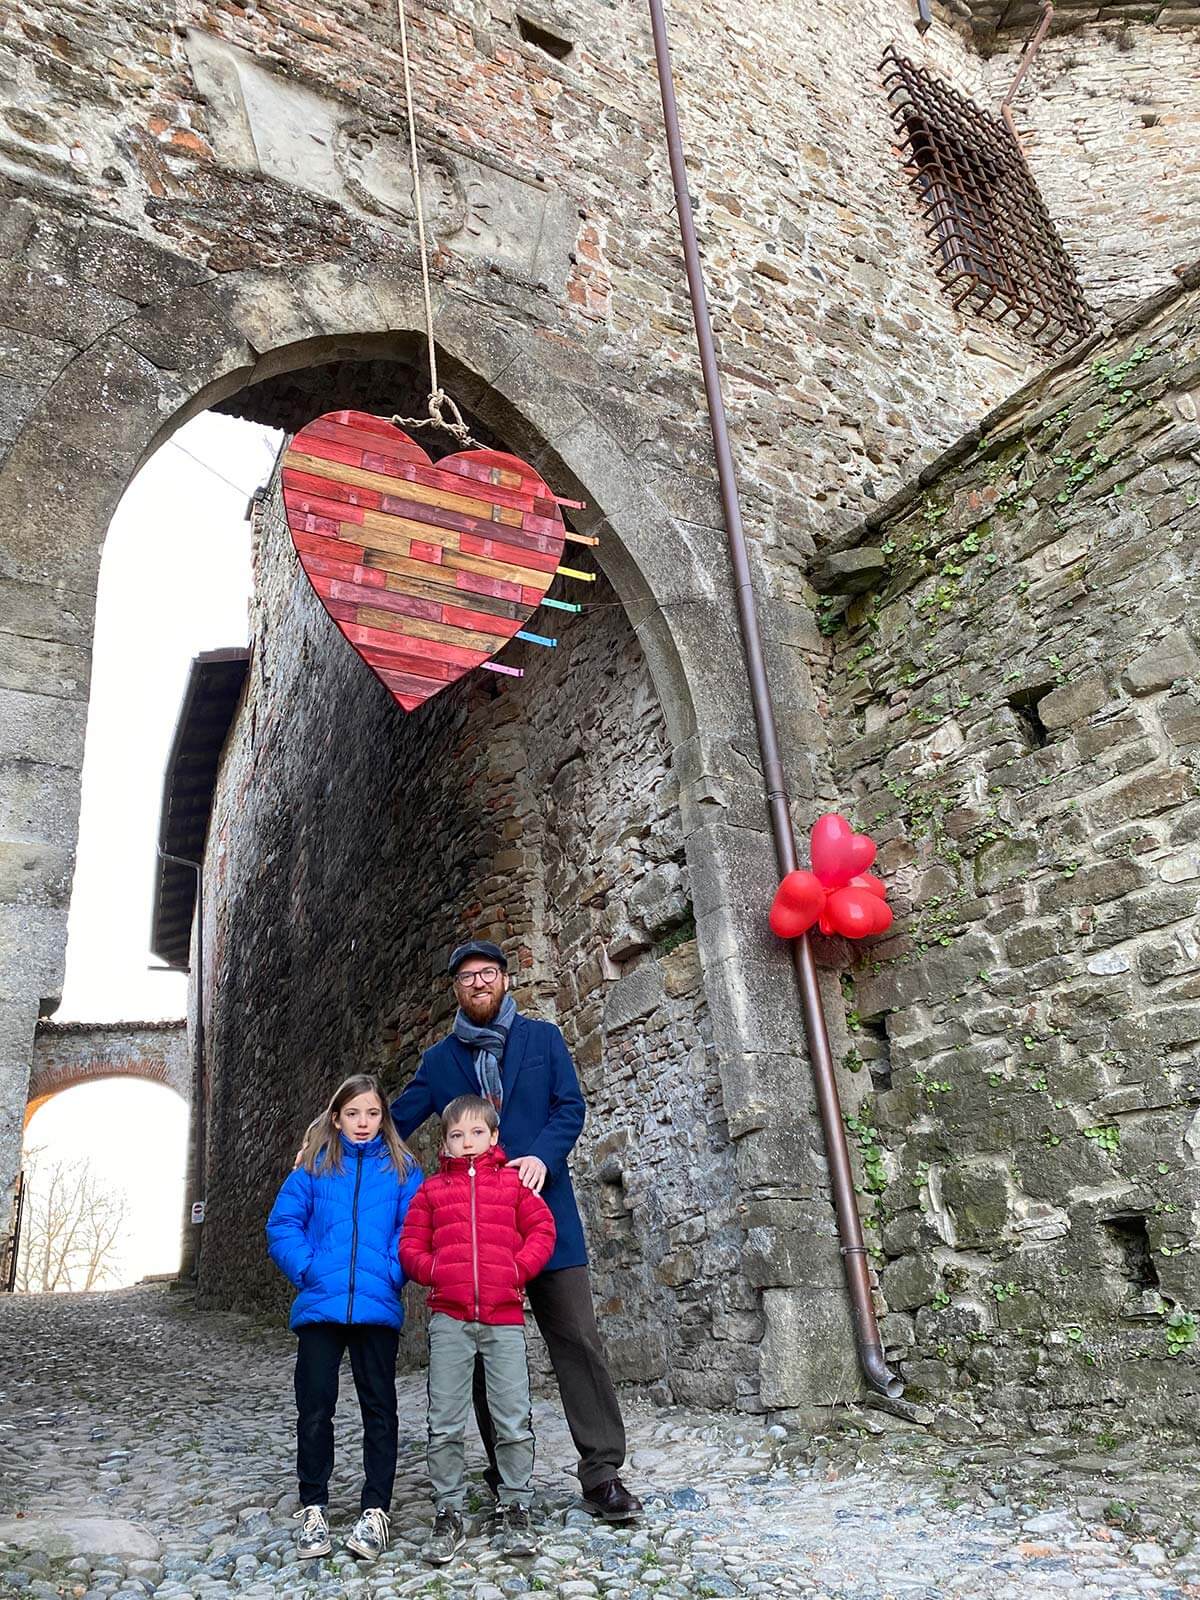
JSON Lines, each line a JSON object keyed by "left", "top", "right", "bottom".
{"left": 399, "top": 1145, "right": 556, "bottom": 1326}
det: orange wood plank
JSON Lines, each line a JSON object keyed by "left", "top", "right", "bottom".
{"left": 440, "top": 547, "right": 556, "bottom": 591}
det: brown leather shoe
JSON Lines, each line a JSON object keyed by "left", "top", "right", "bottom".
{"left": 582, "top": 1476, "right": 643, "bottom": 1522}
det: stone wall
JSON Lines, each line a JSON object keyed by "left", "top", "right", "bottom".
{"left": 197, "top": 477, "right": 753, "bottom": 1408}
{"left": 817, "top": 271, "right": 1200, "bottom": 1430}
{"left": 1, "top": 0, "right": 1198, "bottom": 1412}
{"left": 984, "top": 22, "right": 1200, "bottom": 319}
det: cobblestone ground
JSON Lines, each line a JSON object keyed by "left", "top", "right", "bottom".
{"left": 0, "top": 1286, "right": 1197, "bottom": 1600}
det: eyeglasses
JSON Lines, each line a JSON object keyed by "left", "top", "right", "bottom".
{"left": 454, "top": 966, "right": 502, "bottom": 988}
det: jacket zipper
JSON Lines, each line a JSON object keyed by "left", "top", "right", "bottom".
{"left": 469, "top": 1161, "right": 480, "bottom": 1321}
{"left": 347, "top": 1147, "right": 364, "bottom": 1323}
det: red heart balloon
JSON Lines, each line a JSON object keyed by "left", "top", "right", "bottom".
{"left": 848, "top": 873, "right": 888, "bottom": 899}
{"left": 810, "top": 813, "right": 877, "bottom": 889}
{"left": 769, "top": 870, "right": 828, "bottom": 939}
{"left": 819, "top": 886, "right": 894, "bottom": 939}
{"left": 282, "top": 411, "right": 567, "bottom": 712}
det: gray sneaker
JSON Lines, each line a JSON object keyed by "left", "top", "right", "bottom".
{"left": 423, "top": 1507, "right": 465, "bottom": 1565}
{"left": 295, "top": 1504, "right": 332, "bottom": 1559}
{"left": 346, "top": 1505, "right": 390, "bottom": 1560}
{"left": 494, "top": 1504, "right": 538, "bottom": 1557}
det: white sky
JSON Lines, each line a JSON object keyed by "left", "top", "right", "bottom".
{"left": 58, "top": 411, "right": 280, "bottom": 1022}
{"left": 32, "top": 411, "right": 280, "bottom": 1286}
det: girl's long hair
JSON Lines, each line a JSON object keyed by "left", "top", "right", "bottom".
{"left": 299, "top": 1074, "right": 416, "bottom": 1176}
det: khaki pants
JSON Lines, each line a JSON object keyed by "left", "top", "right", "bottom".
{"left": 426, "top": 1313, "right": 533, "bottom": 1509}
{"left": 474, "top": 1265, "right": 625, "bottom": 1492}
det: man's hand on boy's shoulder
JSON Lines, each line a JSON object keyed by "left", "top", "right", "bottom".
{"left": 509, "top": 1155, "right": 547, "bottom": 1193}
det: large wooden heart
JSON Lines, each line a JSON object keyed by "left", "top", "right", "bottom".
{"left": 281, "top": 410, "right": 567, "bottom": 712}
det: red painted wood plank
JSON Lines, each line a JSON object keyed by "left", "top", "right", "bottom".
{"left": 292, "top": 530, "right": 368, "bottom": 564}
{"left": 288, "top": 433, "right": 365, "bottom": 471}
{"left": 326, "top": 410, "right": 426, "bottom": 443}
{"left": 283, "top": 482, "right": 374, "bottom": 521}
{"left": 319, "top": 577, "right": 444, "bottom": 623}
{"left": 440, "top": 603, "right": 520, "bottom": 638}
{"left": 300, "top": 553, "right": 385, "bottom": 588}
{"left": 375, "top": 666, "right": 454, "bottom": 700}
{"left": 460, "top": 532, "right": 559, "bottom": 574}
{"left": 290, "top": 516, "right": 347, "bottom": 543}
{"left": 341, "top": 622, "right": 490, "bottom": 671}
{"left": 358, "top": 645, "right": 459, "bottom": 682}
{"left": 282, "top": 467, "right": 383, "bottom": 510}
{"left": 520, "top": 507, "right": 569, "bottom": 538}
{"left": 455, "top": 571, "right": 524, "bottom": 603}
{"left": 302, "top": 416, "right": 431, "bottom": 463}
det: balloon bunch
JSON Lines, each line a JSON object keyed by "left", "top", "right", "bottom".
{"left": 769, "top": 814, "right": 894, "bottom": 941}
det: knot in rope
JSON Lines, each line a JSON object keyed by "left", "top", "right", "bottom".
{"left": 393, "top": 389, "right": 478, "bottom": 449}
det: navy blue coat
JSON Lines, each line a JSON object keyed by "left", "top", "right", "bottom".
{"left": 266, "top": 1132, "right": 423, "bottom": 1330}
{"left": 391, "top": 1013, "right": 587, "bottom": 1272}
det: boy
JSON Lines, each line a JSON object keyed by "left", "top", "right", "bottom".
{"left": 400, "top": 1094, "right": 557, "bottom": 1563}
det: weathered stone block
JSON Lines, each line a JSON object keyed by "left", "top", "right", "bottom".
{"left": 1122, "top": 630, "right": 1200, "bottom": 695}
{"left": 1088, "top": 768, "right": 1196, "bottom": 829}
{"left": 975, "top": 835, "right": 1038, "bottom": 893}
{"left": 1038, "top": 672, "right": 1111, "bottom": 730}
{"left": 940, "top": 1162, "right": 1011, "bottom": 1248}
{"left": 601, "top": 963, "right": 664, "bottom": 1033}
{"left": 880, "top": 1253, "right": 940, "bottom": 1313}
{"left": 813, "top": 546, "right": 888, "bottom": 595}
{"left": 759, "top": 1286, "right": 859, "bottom": 1408}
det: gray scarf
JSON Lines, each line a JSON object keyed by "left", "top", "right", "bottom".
{"left": 453, "top": 992, "right": 517, "bottom": 1110}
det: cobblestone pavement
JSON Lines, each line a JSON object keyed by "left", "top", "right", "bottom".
{"left": 0, "top": 1286, "right": 1197, "bottom": 1600}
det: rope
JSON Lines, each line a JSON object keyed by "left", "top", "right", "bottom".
{"left": 391, "top": 0, "right": 479, "bottom": 449}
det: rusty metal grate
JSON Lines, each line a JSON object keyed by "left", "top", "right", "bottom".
{"left": 881, "top": 46, "right": 1093, "bottom": 353}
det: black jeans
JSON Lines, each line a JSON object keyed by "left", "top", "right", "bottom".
{"left": 473, "top": 1265, "right": 625, "bottom": 1492}
{"left": 294, "top": 1322, "right": 399, "bottom": 1512}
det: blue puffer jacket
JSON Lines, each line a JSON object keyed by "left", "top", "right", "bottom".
{"left": 266, "top": 1133, "right": 424, "bottom": 1331}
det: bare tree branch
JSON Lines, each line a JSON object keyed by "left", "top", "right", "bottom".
{"left": 16, "top": 1149, "right": 129, "bottom": 1294}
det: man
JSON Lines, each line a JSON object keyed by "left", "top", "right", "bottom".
{"left": 390, "top": 939, "right": 642, "bottom": 1523}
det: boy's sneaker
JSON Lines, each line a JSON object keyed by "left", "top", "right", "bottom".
{"left": 295, "top": 1505, "right": 332, "bottom": 1559}
{"left": 423, "top": 1507, "right": 465, "bottom": 1566}
{"left": 346, "top": 1506, "right": 390, "bottom": 1561}
{"left": 493, "top": 1503, "right": 538, "bottom": 1557}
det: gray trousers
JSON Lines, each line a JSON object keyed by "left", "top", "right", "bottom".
{"left": 427, "top": 1313, "right": 534, "bottom": 1510}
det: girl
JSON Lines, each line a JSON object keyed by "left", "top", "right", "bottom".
{"left": 267, "top": 1074, "right": 423, "bottom": 1563}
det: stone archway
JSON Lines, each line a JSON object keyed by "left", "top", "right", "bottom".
{"left": 25, "top": 1022, "right": 188, "bottom": 1127}
{"left": 0, "top": 254, "right": 849, "bottom": 1406}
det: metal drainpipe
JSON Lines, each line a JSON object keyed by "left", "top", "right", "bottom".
{"left": 646, "top": 0, "right": 903, "bottom": 1400}
{"left": 160, "top": 850, "right": 206, "bottom": 1281}
{"left": 1000, "top": 2, "right": 1054, "bottom": 150}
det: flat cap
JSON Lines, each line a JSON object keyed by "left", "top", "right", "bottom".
{"left": 448, "top": 939, "right": 508, "bottom": 976}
